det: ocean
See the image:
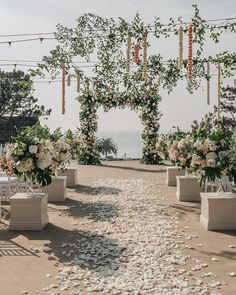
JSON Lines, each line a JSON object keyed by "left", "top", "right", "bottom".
{"left": 96, "top": 130, "right": 143, "bottom": 159}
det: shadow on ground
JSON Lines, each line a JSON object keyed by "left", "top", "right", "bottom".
{"left": 50, "top": 198, "right": 119, "bottom": 221}
{"left": 170, "top": 203, "right": 201, "bottom": 220}
{"left": 199, "top": 249, "right": 236, "bottom": 260}
{"left": 19, "top": 224, "right": 125, "bottom": 275}
{"left": 0, "top": 239, "right": 39, "bottom": 257}
{"left": 99, "top": 163, "right": 166, "bottom": 173}
{"left": 73, "top": 184, "right": 122, "bottom": 196}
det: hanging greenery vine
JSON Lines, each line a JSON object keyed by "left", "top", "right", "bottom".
{"left": 31, "top": 5, "right": 236, "bottom": 165}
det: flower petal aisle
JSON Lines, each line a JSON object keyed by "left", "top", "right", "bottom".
{"left": 43, "top": 178, "right": 228, "bottom": 294}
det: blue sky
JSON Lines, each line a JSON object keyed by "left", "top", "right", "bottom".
{"left": 0, "top": 0, "right": 235, "bottom": 132}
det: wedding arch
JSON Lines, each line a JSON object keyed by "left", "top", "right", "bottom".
{"left": 33, "top": 5, "right": 236, "bottom": 164}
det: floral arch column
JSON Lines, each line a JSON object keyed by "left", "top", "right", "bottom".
{"left": 140, "top": 96, "right": 163, "bottom": 164}
{"left": 77, "top": 94, "right": 100, "bottom": 165}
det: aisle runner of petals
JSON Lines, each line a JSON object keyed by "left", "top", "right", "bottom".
{"left": 44, "top": 179, "right": 227, "bottom": 295}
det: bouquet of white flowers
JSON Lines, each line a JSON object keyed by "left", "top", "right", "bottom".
{"left": 6, "top": 125, "right": 55, "bottom": 186}
{"left": 52, "top": 138, "right": 71, "bottom": 170}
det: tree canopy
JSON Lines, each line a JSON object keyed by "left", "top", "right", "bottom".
{"left": 0, "top": 70, "right": 51, "bottom": 119}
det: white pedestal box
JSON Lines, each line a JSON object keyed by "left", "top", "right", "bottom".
{"left": 176, "top": 175, "right": 201, "bottom": 202}
{"left": 10, "top": 193, "right": 49, "bottom": 230}
{"left": 200, "top": 192, "right": 236, "bottom": 230}
{"left": 166, "top": 167, "right": 185, "bottom": 187}
{"left": 42, "top": 176, "right": 67, "bottom": 202}
{"left": 57, "top": 167, "right": 79, "bottom": 187}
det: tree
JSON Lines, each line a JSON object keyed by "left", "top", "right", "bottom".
{"left": 221, "top": 82, "right": 236, "bottom": 128}
{"left": 0, "top": 70, "right": 51, "bottom": 132}
{"left": 191, "top": 81, "right": 236, "bottom": 133}
{"left": 96, "top": 138, "right": 118, "bottom": 158}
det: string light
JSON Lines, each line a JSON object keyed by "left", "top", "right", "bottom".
{"left": 0, "top": 16, "right": 234, "bottom": 38}
{"left": 0, "top": 16, "right": 234, "bottom": 46}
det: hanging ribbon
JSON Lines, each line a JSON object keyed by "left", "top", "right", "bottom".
{"left": 187, "top": 24, "right": 193, "bottom": 80}
{"left": 62, "top": 66, "right": 66, "bottom": 114}
{"left": 178, "top": 26, "right": 183, "bottom": 69}
{"left": 126, "top": 34, "right": 131, "bottom": 73}
{"left": 143, "top": 29, "right": 148, "bottom": 83}
{"left": 217, "top": 63, "right": 221, "bottom": 124}
{"left": 207, "top": 61, "right": 210, "bottom": 105}
{"left": 76, "top": 74, "right": 80, "bottom": 93}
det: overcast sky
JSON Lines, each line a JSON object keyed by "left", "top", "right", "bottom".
{"left": 0, "top": 0, "right": 235, "bottom": 132}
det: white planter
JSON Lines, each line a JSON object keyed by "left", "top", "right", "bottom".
{"left": 42, "top": 176, "right": 67, "bottom": 202}
{"left": 10, "top": 193, "right": 49, "bottom": 230}
{"left": 176, "top": 175, "right": 201, "bottom": 202}
{"left": 200, "top": 192, "right": 236, "bottom": 230}
{"left": 166, "top": 166, "right": 185, "bottom": 187}
{"left": 57, "top": 166, "right": 79, "bottom": 187}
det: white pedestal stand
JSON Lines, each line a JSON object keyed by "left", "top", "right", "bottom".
{"left": 10, "top": 193, "right": 49, "bottom": 230}
{"left": 42, "top": 176, "right": 67, "bottom": 202}
{"left": 57, "top": 167, "right": 79, "bottom": 187}
{"left": 200, "top": 192, "right": 236, "bottom": 230}
{"left": 166, "top": 166, "right": 185, "bottom": 187}
{"left": 176, "top": 175, "right": 201, "bottom": 202}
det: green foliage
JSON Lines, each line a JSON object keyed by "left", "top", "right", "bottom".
{"left": 31, "top": 6, "right": 236, "bottom": 165}
{"left": 16, "top": 123, "right": 51, "bottom": 143}
{"left": 0, "top": 70, "right": 51, "bottom": 118}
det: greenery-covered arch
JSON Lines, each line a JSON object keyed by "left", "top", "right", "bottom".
{"left": 33, "top": 5, "right": 236, "bottom": 164}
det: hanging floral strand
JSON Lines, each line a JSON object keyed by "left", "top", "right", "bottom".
{"left": 143, "top": 29, "right": 148, "bottom": 83}
{"left": 126, "top": 34, "right": 131, "bottom": 73}
{"left": 86, "top": 81, "right": 90, "bottom": 92}
{"left": 207, "top": 61, "right": 210, "bottom": 105}
{"left": 187, "top": 24, "right": 193, "bottom": 80}
{"left": 178, "top": 26, "right": 183, "bottom": 69}
{"left": 67, "top": 74, "right": 71, "bottom": 87}
{"left": 217, "top": 63, "right": 221, "bottom": 124}
{"left": 93, "top": 79, "right": 99, "bottom": 100}
{"left": 133, "top": 44, "right": 140, "bottom": 64}
{"left": 76, "top": 74, "right": 80, "bottom": 93}
{"left": 62, "top": 66, "right": 66, "bottom": 114}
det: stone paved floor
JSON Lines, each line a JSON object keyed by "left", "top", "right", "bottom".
{"left": 0, "top": 161, "right": 235, "bottom": 295}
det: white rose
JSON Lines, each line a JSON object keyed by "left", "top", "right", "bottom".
{"left": 29, "top": 145, "right": 38, "bottom": 154}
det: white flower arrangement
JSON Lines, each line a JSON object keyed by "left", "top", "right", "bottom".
{"left": 6, "top": 125, "right": 56, "bottom": 186}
